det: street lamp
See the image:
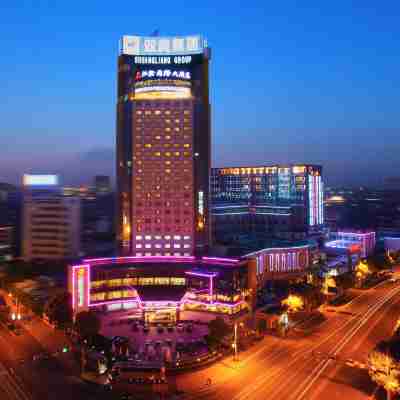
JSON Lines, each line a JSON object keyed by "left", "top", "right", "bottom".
{"left": 233, "top": 322, "right": 238, "bottom": 361}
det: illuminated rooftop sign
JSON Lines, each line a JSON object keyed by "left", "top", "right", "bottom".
{"left": 23, "top": 174, "right": 59, "bottom": 186}
{"left": 120, "top": 35, "right": 206, "bottom": 56}
{"left": 135, "top": 69, "right": 191, "bottom": 81}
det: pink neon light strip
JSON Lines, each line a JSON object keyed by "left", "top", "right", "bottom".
{"left": 201, "top": 257, "right": 240, "bottom": 263}
{"left": 71, "top": 264, "right": 90, "bottom": 311}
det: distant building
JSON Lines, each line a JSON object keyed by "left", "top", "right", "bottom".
{"left": 0, "top": 226, "right": 13, "bottom": 261}
{"left": 211, "top": 165, "right": 324, "bottom": 241}
{"left": 325, "top": 230, "right": 376, "bottom": 258}
{"left": 22, "top": 174, "right": 81, "bottom": 261}
{"left": 94, "top": 176, "right": 111, "bottom": 196}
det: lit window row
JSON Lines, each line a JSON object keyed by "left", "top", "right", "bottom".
{"left": 135, "top": 235, "right": 191, "bottom": 240}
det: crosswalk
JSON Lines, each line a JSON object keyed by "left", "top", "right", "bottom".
{"left": 0, "top": 363, "right": 32, "bottom": 400}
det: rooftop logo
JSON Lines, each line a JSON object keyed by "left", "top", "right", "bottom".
{"left": 121, "top": 35, "right": 205, "bottom": 56}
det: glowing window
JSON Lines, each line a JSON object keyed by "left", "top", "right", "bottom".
{"left": 154, "top": 152, "right": 161, "bottom": 156}
{"left": 183, "top": 144, "right": 190, "bottom": 148}
{"left": 145, "top": 244, "right": 151, "bottom": 249}
{"left": 165, "top": 152, "right": 171, "bottom": 157}
{"left": 136, "top": 252, "right": 142, "bottom": 256}
{"left": 165, "top": 127, "right": 171, "bottom": 132}
{"left": 165, "top": 161, "right": 171, "bottom": 165}
{"left": 155, "top": 235, "right": 161, "bottom": 240}
{"left": 175, "top": 127, "right": 180, "bottom": 132}
{"left": 174, "top": 244, "right": 181, "bottom": 249}
{"left": 155, "top": 244, "right": 162, "bottom": 249}
{"left": 184, "top": 110, "right": 190, "bottom": 115}
{"left": 155, "top": 110, "right": 161, "bottom": 115}
{"left": 144, "top": 144, "right": 152, "bottom": 148}
{"left": 136, "top": 111, "right": 142, "bottom": 115}
{"left": 174, "top": 252, "right": 181, "bottom": 256}
{"left": 165, "top": 235, "right": 171, "bottom": 239}
{"left": 136, "top": 235, "right": 142, "bottom": 240}
{"left": 165, "top": 111, "right": 171, "bottom": 115}
{"left": 174, "top": 152, "right": 180, "bottom": 156}
{"left": 171, "top": 277, "right": 186, "bottom": 285}
{"left": 155, "top": 136, "right": 161, "bottom": 140}
{"left": 139, "top": 277, "right": 154, "bottom": 285}
{"left": 165, "top": 119, "right": 171, "bottom": 123}
{"left": 136, "top": 244, "right": 142, "bottom": 249}
{"left": 183, "top": 235, "right": 190, "bottom": 240}
{"left": 165, "top": 135, "right": 171, "bottom": 140}
{"left": 165, "top": 169, "right": 171, "bottom": 173}
{"left": 145, "top": 235, "right": 151, "bottom": 240}
{"left": 165, "top": 244, "right": 171, "bottom": 248}
{"left": 174, "top": 235, "right": 181, "bottom": 240}
{"left": 184, "top": 244, "right": 190, "bottom": 248}
{"left": 145, "top": 111, "right": 151, "bottom": 115}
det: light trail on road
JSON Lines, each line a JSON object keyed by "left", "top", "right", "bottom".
{"left": 184, "top": 282, "right": 400, "bottom": 400}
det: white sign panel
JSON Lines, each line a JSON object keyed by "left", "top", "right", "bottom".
{"left": 121, "top": 35, "right": 205, "bottom": 56}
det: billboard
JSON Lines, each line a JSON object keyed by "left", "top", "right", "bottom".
{"left": 120, "top": 35, "right": 206, "bottom": 56}
{"left": 23, "top": 174, "right": 59, "bottom": 186}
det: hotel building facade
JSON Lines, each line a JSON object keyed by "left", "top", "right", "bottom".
{"left": 116, "top": 35, "right": 211, "bottom": 257}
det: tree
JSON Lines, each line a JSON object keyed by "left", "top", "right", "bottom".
{"left": 208, "top": 317, "right": 231, "bottom": 343}
{"left": 43, "top": 292, "right": 72, "bottom": 328}
{"left": 257, "top": 318, "right": 267, "bottom": 334}
{"left": 355, "top": 260, "right": 372, "bottom": 287}
{"left": 282, "top": 294, "right": 304, "bottom": 313}
{"left": 74, "top": 311, "right": 101, "bottom": 340}
{"left": 368, "top": 340, "right": 400, "bottom": 400}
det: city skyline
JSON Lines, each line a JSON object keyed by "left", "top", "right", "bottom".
{"left": 2, "top": 2, "right": 400, "bottom": 188}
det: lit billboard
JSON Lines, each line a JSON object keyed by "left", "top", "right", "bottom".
{"left": 120, "top": 35, "right": 206, "bottom": 56}
{"left": 23, "top": 174, "right": 59, "bottom": 186}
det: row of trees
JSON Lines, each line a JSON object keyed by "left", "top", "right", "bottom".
{"left": 368, "top": 337, "right": 400, "bottom": 400}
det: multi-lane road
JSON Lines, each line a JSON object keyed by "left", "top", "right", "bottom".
{"left": 0, "top": 279, "right": 399, "bottom": 399}
{"left": 179, "top": 280, "right": 400, "bottom": 400}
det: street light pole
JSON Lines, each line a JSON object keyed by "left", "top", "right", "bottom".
{"left": 233, "top": 322, "right": 238, "bottom": 361}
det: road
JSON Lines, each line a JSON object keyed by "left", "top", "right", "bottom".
{"left": 0, "top": 315, "right": 113, "bottom": 400}
{"left": 178, "top": 280, "right": 400, "bottom": 400}
{"left": 0, "top": 280, "right": 398, "bottom": 399}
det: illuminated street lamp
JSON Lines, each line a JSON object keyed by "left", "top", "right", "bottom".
{"left": 11, "top": 312, "right": 16, "bottom": 321}
{"left": 232, "top": 322, "right": 238, "bottom": 361}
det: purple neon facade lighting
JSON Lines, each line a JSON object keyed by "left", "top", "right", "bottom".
{"left": 201, "top": 256, "right": 240, "bottom": 263}
{"left": 84, "top": 255, "right": 196, "bottom": 265}
{"left": 71, "top": 255, "right": 245, "bottom": 312}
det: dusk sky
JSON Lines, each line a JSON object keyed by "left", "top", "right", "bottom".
{"left": 1, "top": 1, "right": 399, "bottom": 187}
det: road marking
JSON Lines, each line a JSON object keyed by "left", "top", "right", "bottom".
{"left": 291, "top": 284, "right": 400, "bottom": 400}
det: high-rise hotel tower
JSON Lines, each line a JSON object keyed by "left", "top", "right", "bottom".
{"left": 116, "top": 35, "right": 211, "bottom": 257}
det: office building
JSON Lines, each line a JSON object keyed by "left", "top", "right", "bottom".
{"left": 0, "top": 226, "right": 13, "bottom": 261}
{"left": 116, "top": 35, "right": 211, "bottom": 257}
{"left": 22, "top": 174, "right": 81, "bottom": 261}
{"left": 211, "top": 165, "right": 324, "bottom": 241}
{"left": 94, "top": 175, "right": 112, "bottom": 196}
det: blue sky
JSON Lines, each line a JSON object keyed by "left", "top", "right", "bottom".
{"left": 1, "top": 1, "right": 399, "bottom": 187}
